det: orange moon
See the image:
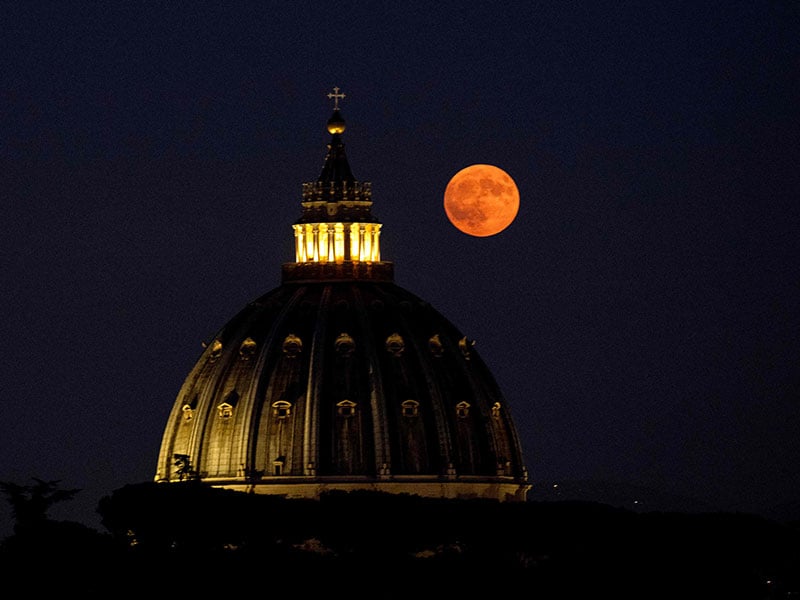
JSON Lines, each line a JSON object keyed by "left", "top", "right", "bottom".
{"left": 443, "top": 164, "right": 520, "bottom": 237}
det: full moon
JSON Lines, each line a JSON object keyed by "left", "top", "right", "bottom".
{"left": 443, "top": 164, "right": 520, "bottom": 237}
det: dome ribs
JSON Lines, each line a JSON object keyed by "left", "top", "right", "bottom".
{"left": 155, "top": 97, "right": 530, "bottom": 501}
{"left": 157, "top": 278, "right": 530, "bottom": 499}
{"left": 247, "top": 287, "right": 311, "bottom": 479}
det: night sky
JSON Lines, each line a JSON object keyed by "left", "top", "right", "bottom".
{"left": 2, "top": 1, "right": 798, "bottom": 535}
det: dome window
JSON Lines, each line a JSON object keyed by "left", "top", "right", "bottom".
{"left": 272, "top": 400, "right": 292, "bottom": 419}
{"left": 182, "top": 395, "right": 198, "bottom": 421}
{"left": 492, "top": 402, "right": 502, "bottom": 419}
{"left": 456, "top": 401, "right": 471, "bottom": 419}
{"left": 239, "top": 337, "right": 257, "bottom": 360}
{"left": 217, "top": 402, "right": 234, "bottom": 419}
{"left": 335, "top": 332, "right": 356, "bottom": 357}
{"left": 401, "top": 399, "right": 419, "bottom": 418}
{"left": 282, "top": 334, "right": 303, "bottom": 358}
{"left": 336, "top": 399, "right": 357, "bottom": 417}
{"left": 385, "top": 333, "right": 405, "bottom": 357}
{"left": 428, "top": 334, "right": 444, "bottom": 357}
{"left": 208, "top": 339, "right": 223, "bottom": 362}
{"left": 459, "top": 336, "right": 474, "bottom": 360}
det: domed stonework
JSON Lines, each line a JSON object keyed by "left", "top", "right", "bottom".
{"left": 154, "top": 91, "right": 530, "bottom": 502}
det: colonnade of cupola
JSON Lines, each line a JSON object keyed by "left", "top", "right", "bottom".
{"left": 292, "top": 221, "right": 381, "bottom": 263}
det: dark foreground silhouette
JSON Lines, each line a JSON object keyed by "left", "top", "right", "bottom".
{"left": 2, "top": 482, "right": 798, "bottom": 599}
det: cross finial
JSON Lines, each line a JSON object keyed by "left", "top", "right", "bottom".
{"left": 327, "top": 86, "right": 346, "bottom": 110}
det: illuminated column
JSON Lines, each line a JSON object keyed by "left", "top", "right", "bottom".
{"left": 365, "top": 224, "right": 379, "bottom": 262}
{"left": 312, "top": 225, "right": 320, "bottom": 262}
{"left": 318, "top": 225, "right": 328, "bottom": 262}
{"left": 292, "top": 222, "right": 382, "bottom": 264}
{"left": 293, "top": 225, "right": 303, "bottom": 262}
{"left": 363, "top": 224, "right": 372, "bottom": 261}
{"left": 349, "top": 223, "right": 359, "bottom": 261}
{"left": 334, "top": 223, "right": 345, "bottom": 263}
{"left": 301, "top": 224, "right": 311, "bottom": 262}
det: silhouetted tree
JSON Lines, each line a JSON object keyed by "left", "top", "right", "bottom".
{"left": 0, "top": 477, "right": 80, "bottom": 533}
{"left": 173, "top": 453, "right": 199, "bottom": 481}
{"left": 0, "top": 479, "right": 120, "bottom": 597}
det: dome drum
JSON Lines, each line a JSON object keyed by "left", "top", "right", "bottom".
{"left": 281, "top": 261, "right": 394, "bottom": 282}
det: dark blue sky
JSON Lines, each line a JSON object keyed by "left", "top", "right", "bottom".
{"left": 2, "top": 1, "right": 798, "bottom": 534}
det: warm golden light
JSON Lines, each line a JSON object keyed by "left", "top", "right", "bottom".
{"left": 443, "top": 164, "right": 520, "bottom": 237}
{"left": 349, "top": 223, "right": 359, "bottom": 259}
{"left": 333, "top": 223, "right": 345, "bottom": 262}
{"left": 293, "top": 222, "right": 381, "bottom": 263}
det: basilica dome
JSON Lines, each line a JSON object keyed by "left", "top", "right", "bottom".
{"left": 154, "top": 92, "right": 530, "bottom": 502}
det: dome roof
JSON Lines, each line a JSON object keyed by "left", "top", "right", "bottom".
{"left": 155, "top": 90, "right": 530, "bottom": 502}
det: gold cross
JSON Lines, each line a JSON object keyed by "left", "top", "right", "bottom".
{"left": 327, "top": 86, "right": 346, "bottom": 110}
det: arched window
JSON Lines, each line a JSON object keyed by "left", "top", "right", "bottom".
{"left": 272, "top": 400, "right": 292, "bottom": 419}
{"left": 182, "top": 395, "right": 197, "bottom": 421}
{"left": 239, "top": 337, "right": 257, "bottom": 360}
{"left": 491, "top": 402, "right": 502, "bottom": 419}
{"left": 282, "top": 334, "right": 303, "bottom": 358}
{"left": 458, "top": 336, "right": 473, "bottom": 360}
{"left": 335, "top": 332, "right": 356, "bottom": 357}
{"left": 386, "top": 333, "right": 405, "bottom": 357}
{"left": 428, "top": 334, "right": 444, "bottom": 357}
{"left": 401, "top": 399, "right": 419, "bottom": 418}
{"left": 209, "top": 339, "right": 223, "bottom": 362}
{"left": 456, "top": 401, "right": 470, "bottom": 419}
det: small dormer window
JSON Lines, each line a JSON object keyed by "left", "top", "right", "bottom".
{"left": 337, "top": 399, "right": 357, "bottom": 417}
{"left": 428, "top": 334, "right": 444, "bottom": 357}
{"left": 335, "top": 332, "right": 356, "bottom": 357}
{"left": 491, "top": 402, "right": 502, "bottom": 419}
{"left": 239, "top": 337, "right": 257, "bottom": 360}
{"left": 401, "top": 399, "right": 419, "bottom": 418}
{"left": 181, "top": 395, "right": 198, "bottom": 422}
{"left": 272, "top": 400, "right": 292, "bottom": 419}
{"left": 386, "top": 333, "right": 405, "bottom": 357}
{"left": 458, "top": 336, "right": 473, "bottom": 360}
{"left": 218, "top": 402, "right": 233, "bottom": 419}
{"left": 456, "top": 401, "right": 470, "bottom": 419}
{"left": 209, "top": 339, "right": 223, "bottom": 362}
{"left": 283, "top": 334, "right": 303, "bottom": 358}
